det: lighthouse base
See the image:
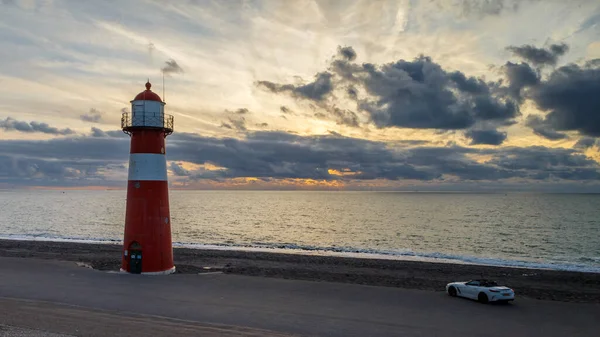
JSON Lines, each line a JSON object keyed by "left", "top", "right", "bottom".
{"left": 119, "top": 266, "right": 176, "bottom": 275}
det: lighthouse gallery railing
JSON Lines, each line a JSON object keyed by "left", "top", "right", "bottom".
{"left": 121, "top": 112, "right": 174, "bottom": 136}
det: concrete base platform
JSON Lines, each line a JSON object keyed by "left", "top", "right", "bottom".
{"left": 119, "top": 266, "right": 176, "bottom": 275}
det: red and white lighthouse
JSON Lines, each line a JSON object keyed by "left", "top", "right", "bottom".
{"left": 120, "top": 81, "right": 175, "bottom": 275}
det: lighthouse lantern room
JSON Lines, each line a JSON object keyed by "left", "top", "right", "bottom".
{"left": 120, "top": 81, "right": 175, "bottom": 275}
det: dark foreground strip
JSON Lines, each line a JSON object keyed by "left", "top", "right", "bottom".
{"left": 0, "top": 297, "right": 299, "bottom": 337}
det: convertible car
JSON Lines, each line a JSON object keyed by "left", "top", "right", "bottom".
{"left": 446, "top": 279, "right": 515, "bottom": 304}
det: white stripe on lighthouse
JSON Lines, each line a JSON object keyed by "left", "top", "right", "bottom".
{"left": 127, "top": 153, "right": 168, "bottom": 181}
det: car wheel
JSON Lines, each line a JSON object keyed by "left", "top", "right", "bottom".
{"left": 478, "top": 292, "right": 489, "bottom": 304}
{"left": 448, "top": 286, "right": 457, "bottom": 297}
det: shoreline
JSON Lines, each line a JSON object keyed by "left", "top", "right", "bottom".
{"left": 1, "top": 239, "right": 599, "bottom": 303}
{"left": 2, "top": 236, "right": 598, "bottom": 274}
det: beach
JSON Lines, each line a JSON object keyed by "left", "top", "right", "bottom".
{"left": 1, "top": 239, "right": 598, "bottom": 303}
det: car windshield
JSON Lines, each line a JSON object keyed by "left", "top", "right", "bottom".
{"left": 483, "top": 281, "right": 498, "bottom": 287}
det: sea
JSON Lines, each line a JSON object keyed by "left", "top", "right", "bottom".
{"left": 0, "top": 190, "right": 599, "bottom": 273}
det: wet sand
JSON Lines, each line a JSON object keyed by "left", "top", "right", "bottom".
{"left": 0, "top": 239, "right": 599, "bottom": 303}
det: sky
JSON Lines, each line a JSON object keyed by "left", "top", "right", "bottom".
{"left": 1, "top": 0, "right": 600, "bottom": 191}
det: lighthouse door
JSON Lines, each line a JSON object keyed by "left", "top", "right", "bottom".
{"left": 128, "top": 241, "right": 142, "bottom": 274}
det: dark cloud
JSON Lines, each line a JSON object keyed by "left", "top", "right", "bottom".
{"left": 0, "top": 151, "right": 126, "bottom": 187}
{"left": 347, "top": 86, "right": 358, "bottom": 99}
{"left": 329, "top": 107, "right": 360, "bottom": 127}
{"left": 257, "top": 42, "right": 597, "bottom": 146}
{"left": 80, "top": 108, "right": 103, "bottom": 123}
{"left": 502, "top": 61, "right": 540, "bottom": 101}
{"left": 337, "top": 46, "right": 356, "bottom": 61}
{"left": 485, "top": 146, "right": 600, "bottom": 180}
{"left": 465, "top": 129, "right": 507, "bottom": 145}
{"left": 0, "top": 117, "right": 75, "bottom": 135}
{"left": 507, "top": 43, "right": 569, "bottom": 67}
{"left": 256, "top": 122, "right": 269, "bottom": 128}
{"left": 448, "top": 71, "right": 490, "bottom": 94}
{"left": 256, "top": 72, "right": 334, "bottom": 101}
{"left": 226, "top": 108, "right": 249, "bottom": 115}
{"left": 280, "top": 106, "right": 294, "bottom": 114}
{"left": 226, "top": 117, "right": 247, "bottom": 131}
{"left": 260, "top": 51, "right": 519, "bottom": 133}
{"left": 167, "top": 131, "right": 437, "bottom": 181}
{"left": 574, "top": 137, "right": 598, "bottom": 149}
{"left": 91, "top": 127, "right": 107, "bottom": 137}
{"left": 0, "top": 135, "right": 128, "bottom": 162}
{"left": 90, "top": 127, "right": 127, "bottom": 138}
{"left": 527, "top": 61, "right": 600, "bottom": 137}
{"left": 524, "top": 115, "right": 568, "bottom": 140}
{"left": 220, "top": 108, "right": 250, "bottom": 131}
{"left": 1, "top": 130, "right": 599, "bottom": 187}
{"left": 161, "top": 59, "right": 184, "bottom": 75}
{"left": 347, "top": 56, "right": 519, "bottom": 129}
{"left": 169, "top": 162, "right": 190, "bottom": 177}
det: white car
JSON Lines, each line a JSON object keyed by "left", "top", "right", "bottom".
{"left": 446, "top": 279, "right": 515, "bottom": 304}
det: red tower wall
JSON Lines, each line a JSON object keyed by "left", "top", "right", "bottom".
{"left": 121, "top": 129, "right": 174, "bottom": 274}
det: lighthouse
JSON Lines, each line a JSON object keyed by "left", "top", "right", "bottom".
{"left": 120, "top": 81, "right": 175, "bottom": 275}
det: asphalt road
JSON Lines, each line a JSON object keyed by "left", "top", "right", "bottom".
{"left": 0, "top": 257, "right": 598, "bottom": 337}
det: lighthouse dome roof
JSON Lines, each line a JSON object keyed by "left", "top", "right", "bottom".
{"left": 133, "top": 81, "right": 162, "bottom": 102}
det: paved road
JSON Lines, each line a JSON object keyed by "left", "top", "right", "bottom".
{"left": 0, "top": 257, "right": 598, "bottom": 337}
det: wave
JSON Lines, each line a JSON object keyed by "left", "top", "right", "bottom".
{"left": 1, "top": 234, "right": 599, "bottom": 273}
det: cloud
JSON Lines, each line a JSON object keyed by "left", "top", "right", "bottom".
{"left": 260, "top": 50, "right": 519, "bottom": 133}
{"left": 1, "top": 2, "right": 600, "bottom": 190}
{"left": 224, "top": 108, "right": 250, "bottom": 115}
{"left": 226, "top": 116, "right": 247, "bottom": 131}
{"left": 0, "top": 117, "right": 75, "bottom": 135}
{"left": 80, "top": 108, "right": 103, "bottom": 123}
{"left": 507, "top": 43, "right": 569, "bottom": 67}
{"left": 485, "top": 146, "right": 600, "bottom": 180}
{"left": 256, "top": 72, "right": 334, "bottom": 102}
{"left": 465, "top": 128, "right": 507, "bottom": 145}
{"left": 0, "top": 130, "right": 599, "bottom": 187}
{"left": 328, "top": 107, "right": 360, "bottom": 127}
{"left": 502, "top": 61, "right": 540, "bottom": 101}
{"left": 574, "top": 137, "right": 598, "bottom": 149}
{"left": 164, "top": 131, "right": 600, "bottom": 183}
{"left": 161, "top": 59, "right": 184, "bottom": 75}
{"left": 89, "top": 127, "right": 126, "bottom": 138}
{"left": 527, "top": 60, "right": 600, "bottom": 137}
{"left": 337, "top": 46, "right": 356, "bottom": 61}
{"left": 346, "top": 56, "right": 519, "bottom": 129}
{"left": 169, "top": 162, "right": 190, "bottom": 176}
{"left": 280, "top": 106, "right": 294, "bottom": 115}
{"left": 524, "top": 115, "right": 568, "bottom": 140}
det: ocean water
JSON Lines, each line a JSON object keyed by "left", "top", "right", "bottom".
{"left": 0, "top": 190, "right": 599, "bottom": 273}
